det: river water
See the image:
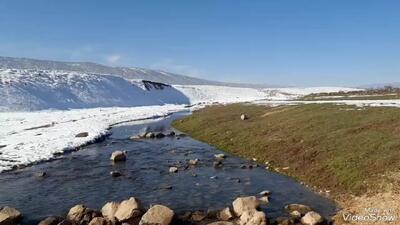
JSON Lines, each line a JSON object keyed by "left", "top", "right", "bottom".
{"left": 0, "top": 112, "right": 337, "bottom": 224}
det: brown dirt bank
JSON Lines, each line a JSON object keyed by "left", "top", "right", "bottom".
{"left": 172, "top": 103, "right": 400, "bottom": 224}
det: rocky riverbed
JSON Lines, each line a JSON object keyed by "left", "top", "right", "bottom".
{"left": 0, "top": 112, "right": 337, "bottom": 225}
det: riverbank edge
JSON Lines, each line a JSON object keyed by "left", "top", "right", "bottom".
{"left": 171, "top": 103, "right": 400, "bottom": 225}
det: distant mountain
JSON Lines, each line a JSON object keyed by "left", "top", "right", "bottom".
{"left": 0, "top": 56, "right": 271, "bottom": 87}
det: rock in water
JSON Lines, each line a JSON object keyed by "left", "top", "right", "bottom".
{"left": 259, "top": 190, "right": 271, "bottom": 196}
{"left": 155, "top": 133, "right": 165, "bottom": 138}
{"left": 169, "top": 167, "right": 178, "bottom": 173}
{"left": 110, "top": 151, "right": 127, "bottom": 162}
{"left": 38, "top": 216, "right": 65, "bottom": 225}
{"left": 239, "top": 210, "right": 267, "bottom": 225}
{"left": 214, "top": 154, "right": 226, "bottom": 159}
{"left": 75, "top": 132, "right": 89, "bottom": 138}
{"left": 101, "top": 202, "right": 120, "bottom": 222}
{"left": 139, "top": 205, "right": 174, "bottom": 225}
{"left": 110, "top": 171, "right": 122, "bottom": 177}
{"left": 0, "top": 207, "right": 22, "bottom": 225}
{"left": 232, "top": 196, "right": 260, "bottom": 216}
{"left": 208, "top": 222, "right": 235, "bottom": 225}
{"left": 240, "top": 114, "right": 248, "bottom": 120}
{"left": 284, "top": 204, "right": 312, "bottom": 215}
{"left": 114, "top": 197, "right": 143, "bottom": 222}
{"left": 67, "top": 205, "right": 101, "bottom": 225}
{"left": 145, "top": 132, "right": 155, "bottom": 138}
{"left": 188, "top": 159, "right": 199, "bottom": 166}
{"left": 217, "top": 207, "right": 234, "bottom": 221}
{"left": 300, "top": 211, "right": 323, "bottom": 225}
{"left": 88, "top": 217, "right": 110, "bottom": 225}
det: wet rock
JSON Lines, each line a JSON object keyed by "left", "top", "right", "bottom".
{"left": 289, "top": 210, "right": 301, "bottom": 220}
{"left": 167, "top": 131, "right": 175, "bottom": 136}
{"left": 214, "top": 154, "right": 226, "bottom": 159}
{"left": 0, "top": 207, "right": 22, "bottom": 225}
{"left": 177, "top": 212, "right": 192, "bottom": 221}
{"left": 110, "top": 151, "right": 127, "bottom": 162}
{"left": 169, "top": 167, "right": 178, "bottom": 173}
{"left": 217, "top": 207, "right": 234, "bottom": 221}
{"left": 232, "top": 196, "right": 260, "bottom": 216}
{"left": 35, "top": 171, "right": 47, "bottom": 178}
{"left": 240, "top": 114, "right": 248, "bottom": 120}
{"left": 239, "top": 210, "right": 267, "bottom": 225}
{"left": 0, "top": 145, "right": 6, "bottom": 149}
{"left": 88, "top": 217, "right": 110, "bottom": 225}
{"left": 129, "top": 135, "right": 142, "bottom": 140}
{"left": 110, "top": 171, "right": 122, "bottom": 177}
{"left": 75, "top": 132, "right": 89, "bottom": 138}
{"left": 139, "top": 205, "right": 174, "bottom": 225}
{"left": 145, "top": 132, "right": 155, "bottom": 139}
{"left": 114, "top": 197, "right": 143, "bottom": 222}
{"left": 190, "top": 211, "right": 207, "bottom": 222}
{"left": 213, "top": 161, "right": 223, "bottom": 168}
{"left": 259, "top": 191, "right": 271, "bottom": 196}
{"left": 275, "top": 217, "right": 294, "bottom": 225}
{"left": 300, "top": 211, "right": 323, "bottom": 225}
{"left": 258, "top": 196, "right": 269, "bottom": 205}
{"left": 155, "top": 133, "right": 166, "bottom": 138}
{"left": 38, "top": 216, "right": 64, "bottom": 225}
{"left": 188, "top": 159, "right": 199, "bottom": 166}
{"left": 101, "top": 201, "right": 120, "bottom": 222}
{"left": 208, "top": 222, "right": 234, "bottom": 225}
{"left": 67, "top": 205, "right": 101, "bottom": 225}
{"left": 210, "top": 176, "right": 218, "bottom": 179}
{"left": 284, "top": 204, "right": 312, "bottom": 216}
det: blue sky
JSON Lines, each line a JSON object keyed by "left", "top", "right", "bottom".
{"left": 0, "top": 0, "right": 399, "bottom": 86}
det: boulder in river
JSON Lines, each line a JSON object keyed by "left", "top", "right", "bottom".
{"left": 88, "top": 217, "right": 110, "bottom": 225}
{"left": 259, "top": 190, "right": 271, "bottom": 196}
{"left": 190, "top": 211, "right": 207, "bottom": 222}
{"left": 284, "top": 204, "right": 312, "bottom": 216}
{"left": 139, "top": 205, "right": 174, "bottom": 225}
{"left": 214, "top": 154, "right": 226, "bottom": 159}
{"left": 35, "top": 171, "right": 48, "bottom": 178}
{"left": 169, "top": 167, "right": 178, "bottom": 173}
{"left": 258, "top": 196, "right": 269, "bottom": 205}
{"left": 208, "top": 222, "right": 235, "bottom": 225}
{"left": 114, "top": 197, "right": 143, "bottom": 222}
{"left": 239, "top": 210, "right": 267, "bottom": 225}
{"left": 145, "top": 132, "right": 155, "bottom": 139}
{"left": 155, "top": 133, "right": 166, "bottom": 138}
{"left": 188, "top": 159, "right": 199, "bottom": 166}
{"left": 38, "top": 216, "right": 65, "bottom": 225}
{"left": 75, "top": 132, "right": 89, "bottom": 138}
{"left": 67, "top": 205, "right": 101, "bottom": 225}
{"left": 110, "top": 151, "right": 127, "bottom": 162}
{"left": 101, "top": 201, "right": 120, "bottom": 222}
{"left": 167, "top": 131, "right": 176, "bottom": 136}
{"left": 213, "top": 161, "right": 223, "bottom": 168}
{"left": 232, "top": 196, "right": 260, "bottom": 216}
{"left": 110, "top": 171, "right": 122, "bottom": 177}
{"left": 0, "top": 207, "right": 22, "bottom": 225}
{"left": 300, "top": 211, "right": 323, "bottom": 225}
{"left": 217, "top": 207, "right": 234, "bottom": 221}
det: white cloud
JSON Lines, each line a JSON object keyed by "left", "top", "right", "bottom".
{"left": 106, "top": 54, "right": 122, "bottom": 65}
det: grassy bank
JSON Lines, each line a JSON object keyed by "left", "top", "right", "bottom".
{"left": 172, "top": 104, "right": 400, "bottom": 196}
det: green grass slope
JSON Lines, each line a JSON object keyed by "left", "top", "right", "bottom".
{"left": 172, "top": 104, "right": 400, "bottom": 196}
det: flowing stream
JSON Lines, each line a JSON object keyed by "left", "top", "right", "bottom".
{"left": 0, "top": 112, "right": 337, "bottom": 224}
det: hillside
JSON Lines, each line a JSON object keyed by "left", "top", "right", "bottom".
{"left": 0, "top": 56, "right": 270, "bottom": 87}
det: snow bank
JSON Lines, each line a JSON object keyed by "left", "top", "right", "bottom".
{"left": 0, "top": 69, "right": 190, "bottom": 111}
{"left": 173, "top": 85, "right": 268, "bottom": 104}
{"left": 254, "top": 99, "right": 400, "bottom": 108}
{"left": 0, "top": 104, "right": 186, "bottom": 172}
{"left": 262, "top": 87, "right": 362, "bottom": 100}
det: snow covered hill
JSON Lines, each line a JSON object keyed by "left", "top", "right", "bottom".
{"left": 0, "top": 69, "right": 361, "bottom": 112}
